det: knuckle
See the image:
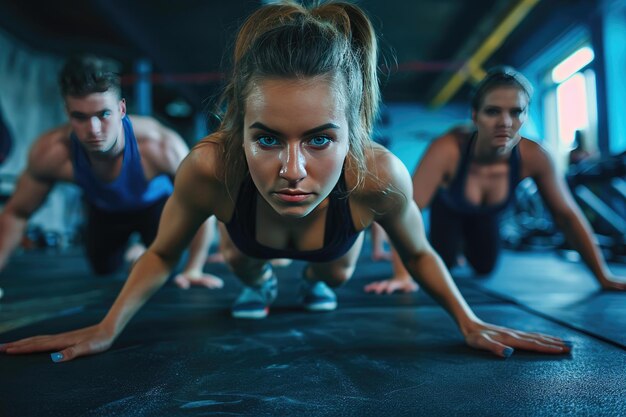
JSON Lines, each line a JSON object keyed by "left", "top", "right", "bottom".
{"left": 63, "top": 346, "right": 77, "bottom": 359}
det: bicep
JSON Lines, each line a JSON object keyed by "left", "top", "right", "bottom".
{"left": 377, "top": 198, "right": 431, "bottom": 261}
{"left": 371, "top": 153, "right": 432, "bottom": 260}
{"left": 412, "top": 142, "right": 450, "bottom": 208}
{"left": 532, "top": 153, "right": 578, "bottom": 219}
{"left": 148, "top": 190, "right": 210, "bottom": 263}
{"left": 4, "top": 171, "right": 54, "bottom": 218}
{"left": 144, "top": 127, "right": 191, "bottom": 178}
{"left": 161, "top": 129, "right": 191, "bottom": 176}
{"left": 148, "top": 150, "right": 217, "bottom": 263}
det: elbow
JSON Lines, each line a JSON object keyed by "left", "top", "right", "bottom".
{"left": 403, "top": 246, "right": 437, "bottom": 270}
{"left": 150, "top": 246, "right": 183, "bottom": 270}
{"left": 0, "top": 210, "right": 28, "bottom": 233}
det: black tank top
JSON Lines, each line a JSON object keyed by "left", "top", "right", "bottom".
{"left": 432, "top": 133, "right": 521, "bottom": 215}
{"left": 225, "top": 173, "right": 360, "bottom": 262}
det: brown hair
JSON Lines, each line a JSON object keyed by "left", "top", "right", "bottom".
{"left": 59, "top": 55, "right": 121, "bottom": 99}
{"left": 471, "top": 66, "right": 533, "bottom": 111}
{"left": 216, "top": 1, "right": 379, "bottom": 191}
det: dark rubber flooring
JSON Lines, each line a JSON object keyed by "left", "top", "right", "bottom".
{"left": 1, "top": 246, "right": 625, "bottom": 416}
{"left": 473, "top": 251, "right": 626, "bottom": 348}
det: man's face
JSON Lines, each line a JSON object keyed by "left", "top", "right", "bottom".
{"left": 65, "top": 91, "right": 126, "bottom": 155}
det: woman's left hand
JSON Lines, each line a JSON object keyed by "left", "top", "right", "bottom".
{"left": 463, "top": 321, "right": 572, "bottom": 358}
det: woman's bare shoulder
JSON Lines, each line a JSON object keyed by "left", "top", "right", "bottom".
{"left": 346, "top": 144, "right": 413, "bottom": 218}
{"left": 181, "top": 134, "right": 225, "bottom": 178}
{"left": 518, "top": 137, "right": 554, "bottom": 177}
{"left": 174, "top": 135, "right": 226, "bottom": 196}
{"left": 430, "top": 130, "right": 465, "bottom": 157}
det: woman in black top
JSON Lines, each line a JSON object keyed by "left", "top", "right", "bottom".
{"left": 366, "top": 68, "right": 626, "bottom": 294}
{"left": 2, "top": 5, "right": 571, "bottom": 362}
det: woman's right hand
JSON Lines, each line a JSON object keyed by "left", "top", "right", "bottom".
{"left": 0, "top": 323, "right": 115, "bottom": 363}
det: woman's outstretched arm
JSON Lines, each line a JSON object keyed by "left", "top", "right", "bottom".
{"left": 370, "top": 149, "right": 572, "bottom": 357}
{"left": 1, "top": 145, "right": 222, "bottom": 361}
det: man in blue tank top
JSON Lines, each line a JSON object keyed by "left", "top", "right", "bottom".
{"left": 0, "top": 55, "right": 221, "bottom": 289}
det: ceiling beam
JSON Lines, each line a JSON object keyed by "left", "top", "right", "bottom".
{"left": 430, "top": 0, "right": 540, "bottom": 109}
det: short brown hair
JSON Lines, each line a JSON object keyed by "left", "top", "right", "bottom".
{"left": 59, "top": 55, "right": 121, "bottom": 98}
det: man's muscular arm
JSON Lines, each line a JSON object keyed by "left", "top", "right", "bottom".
{"left": 0, "top": 131, "right": 68, "bottom": 271}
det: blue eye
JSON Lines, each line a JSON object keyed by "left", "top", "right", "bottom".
{"left": 309, "top": 136, "right": 332, "bottom": 148}
{"left": 258, "top": 136, "right": 279, "bottom": 147}
{"left": 101, "top": 111, "right": 112, "bottom": 119}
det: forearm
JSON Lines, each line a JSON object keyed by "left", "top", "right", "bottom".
{"left": 0, "top": 213, "right": 28, "bottom": 270}
{"left": 404, "top": 250, "right": 480, "bottom": 335}
{"left": 100, "top": 250, "right": 176, "bottom": 337}
{"left": 182, "top": 217, "right": 213, "bottom": 273}
{"left": 391, "top": 248, "right": 411, "bottom": 279}
{"left": 558, "top": 213, "right": 611, "bottom": 283}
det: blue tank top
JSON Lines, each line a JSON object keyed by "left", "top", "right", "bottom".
{"left": 225, "top": 173, "right": 360, "bottom": 262}
{"left": 70, "top": 116, "right": 174, "bottom": 212}
{"left": 433, "top": 133, "right": 521, "bottom": 215}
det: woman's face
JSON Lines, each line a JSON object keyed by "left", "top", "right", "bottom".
{"left": 472, "top": 86, "right": 528, "bottom": 152}
{"left": 243, "top": 77, "right": 350, "bottom": 219}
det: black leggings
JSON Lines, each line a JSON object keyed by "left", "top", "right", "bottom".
{"left": 84, "top": 197, "right": 169, "bottom": 275}
{"left": 429, "top": 199, "right": 501, "bottom": 275}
